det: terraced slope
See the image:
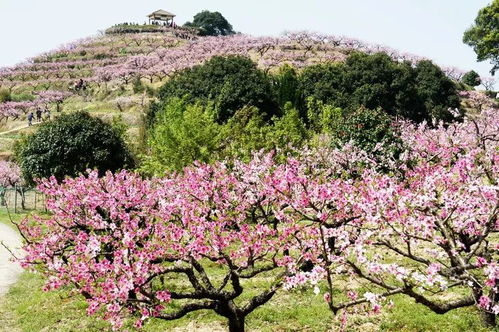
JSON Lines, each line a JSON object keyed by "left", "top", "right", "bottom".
{"left": 0, "top": 28, "right": 487, "bottom": 158}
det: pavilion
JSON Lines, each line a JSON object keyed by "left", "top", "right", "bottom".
{"left": 147, "top": 10, "right": 176, "bottom": 25}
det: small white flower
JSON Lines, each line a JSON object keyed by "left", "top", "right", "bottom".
{"left": 313, "top": 286, "right": 320, "bottom": 295}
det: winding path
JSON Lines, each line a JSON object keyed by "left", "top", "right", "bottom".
{"left": 0, "top": 223, "right": 22, "bottom": 297}
{"left": 0, "top": 121, "right": 41, "bottom": 136}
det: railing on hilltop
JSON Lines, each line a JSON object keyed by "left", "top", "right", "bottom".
{"left": 105, "top": 24, "right": 199, "bottom": 38}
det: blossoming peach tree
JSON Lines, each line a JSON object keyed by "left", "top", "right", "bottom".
{"left": 0, "top": 160, "right": 26, "bottom": 208}
{"left": 303, "top": 108, "right": 499, "bottom": 326}
{"left": 18, "top": 107, "right": 498, "bottom": 330}
{"left": 18, "top": 156, "right": 329, "bottom": 331}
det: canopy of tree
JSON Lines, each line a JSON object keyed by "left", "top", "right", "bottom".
{"left": 463, "top": 0, "right": 499, "bottom": 75}
{"left": 142, "top": 99, "right": 308, "bottom": 175}
{"left": 462, "top": 70, "right": 482, "bottom": 87}
{"left": 184, "top": 10, "right": 235, "bottom": 36}
{"left": 146, "top": 53, "right": 463, "bottom": 173}
{"left": 299, "top": 52, "right": 460, "bottom": 123}
{"left": 153, "top": 55, "right": 277, "bottom": 123}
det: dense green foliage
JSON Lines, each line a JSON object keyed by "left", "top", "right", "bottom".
{"left": 154, "top": 55, "right": 277, "bottom": 123}
{"left": 146, "top": 53, "right": 463, "bottom": 173}
{"left": 184, "top": 10, "right": 235, "bottom": 36}
{"left": 307, "top": 100, "right": 397, "bottom": 151}
{"left": 463, "top": 0, "right": 499, "bottom": 75}
{"left": 141, "top": 99, "right": 222, "bottom": 175}
{"left": 142, "top": 99, "right": 308, "bottom": 175}
{"left": 15, "top": 111, "right": 134, "bottom": 185}
{"left": 462, "top": 70, "right": 482, "bottom": 87}
{"left": 222, "top": 104, "right": 308, "bottom": 162}
{"left": 155, "top": 53, "right": 460, "bottom": 127}
{"left": 0, "top": 89, "right": 34, "bottom": 103}
{"left": 300, "top": 52, "right": 460, "bottom": 123}
{"left": 0, "top": 89, "right": 11, "bottom": 103}
{"left": 274, "top": 64, "right": 301, "bottom": 109}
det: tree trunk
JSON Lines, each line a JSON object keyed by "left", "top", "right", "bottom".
{"left": 227, "top": 314, "right": 245, "bottom": 332}
{"left": 17, "top": 188, "right": 26, "bottom": 210}
{"left": 474, "top": 288, "right": 497, "bottom": 328}
{"left": 216, "top": 301, "right": 246, "bottom": 332}
{"left": 481, "top": 310, "right": 496, "bottom": 327}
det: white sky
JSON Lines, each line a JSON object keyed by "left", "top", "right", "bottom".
{"left": 0, "top": 0, "right": 495, "bottom": 83}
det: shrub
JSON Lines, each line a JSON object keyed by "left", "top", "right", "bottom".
{"left": 15, "top": 111, "right": 134, "bottom": 185}
{"left": 413, "top": 60, "right": 461, "bottom": 122}
{"left": 462, "top": 70, "right": 482, "bottom": 87}
{"left": 132, "top": 77, "right": 145, "bottom": 94}
{"left": 221, "top": 105, "right": 308, "bottom": 162}
{"left": 274, "top": 64, "right": 301, "bottom": 110}
{"left": 306, "top": 99, "right": 401, "bottom": 157}
{"left": 10, "top": 92, "right": 35, "bottom": 102}
{"left": 155, "top": 55, "right": 278, "bottom": 123}
{"left": 0, "top": 88, "right": 11, "bottom": 103}
{"left": 300, "top": 52, "right": 460, "bottom": 123}
{"left": 141, "top": 99, "right": 223, "bottom": 175}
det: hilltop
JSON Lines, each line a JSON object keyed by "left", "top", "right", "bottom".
{"left": 0, "top": 24, "right": 486, "bottom": 153}
{"left": 0, "top": 25, "right": 494, "bottom": 160}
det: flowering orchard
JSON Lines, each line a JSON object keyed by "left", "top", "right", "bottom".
{"left": 1, "top": 30, "right": 492, "bottom": 120}
{"left": 18, "top": 95, "right": 499, "bottom": 330}
{"left": 0, "top": 90, "right": 71, "bottom": 121}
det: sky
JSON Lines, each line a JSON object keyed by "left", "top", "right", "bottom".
{"left": 0, "top": 0, "right": 495, "bottom": 84}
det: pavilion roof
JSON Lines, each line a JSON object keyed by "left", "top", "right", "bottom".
{"left": 148, "top": 9, "right": 176, "bottom": 18}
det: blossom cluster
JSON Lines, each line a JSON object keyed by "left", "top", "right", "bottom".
{"left": 19, "top": 98, "right": 499, "bottom": 328}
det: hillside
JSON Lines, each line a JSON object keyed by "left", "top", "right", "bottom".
{"left": 0, "top": 26, "right": 485, "bottom": 159}
{"left": 0, "top": 20, "right": 498, "bottom": 332}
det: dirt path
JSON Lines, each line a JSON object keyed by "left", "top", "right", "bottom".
{"left": 0, "top": 223, "right": 22, "bottom": 297}
{"left": 0, "top": 122, "right": 41, "bottom": 136}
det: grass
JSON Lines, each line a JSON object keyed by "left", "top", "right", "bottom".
{"left": 0, "top": 207, "right": 28, "bottom": 229}
{"left": 0, "top": 270, "right": 493, "bottom": 332}
{"left": 0, "top": 212, "right": 493, "bottom": 331}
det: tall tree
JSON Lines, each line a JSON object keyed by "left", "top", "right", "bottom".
{"left": 463, "top": 0, "right": 499, "bottom": 75}
{"left": 184, "top": 10, "right": 235, "bottom": 36}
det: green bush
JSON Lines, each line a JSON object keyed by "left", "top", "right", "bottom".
{"left": 221, "top": 104, "right": 308, "bottom": 162}
{"left": 143, "top": 98, "right": 309, "bottom": 174}
{"left": 10, "top": 92, "right": 35, "bottom": 102}
{"left": 15, "top": 111, "right": 135, "bottom": 185}
{"left": 332, "top": 107, "right": 399, "bottom": 152}
{"left": 462, "top": 70, "right": 482, "bottom": 87}
{"left": 413, "top": 60, "right": 461, "bottom": 122}
{"left": 140, "top": 99, "right": 223, "bottom": 176}
{"left": 274, "top": 64, "right": 301, "bottom": 110}
{"left": 154, "top": 55, "right": 278, "bottom": 124}
{"left": 306, "top": 99, "right": 402, "bottom": 162}
{"left": 132, "top": 77, "right": 145, "bottom": 94}
{"left": 0, "top": 89, "right": 11, "bottom": 103}
{"left": 299, "top": 52, "right": 460, "bottom": 123}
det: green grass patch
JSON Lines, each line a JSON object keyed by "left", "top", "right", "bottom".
{"left": 0, "top": 271, "right": 494, "bottom": 332}
{"left": 0, "top": 207, "right": 27, "bottom": 230}
{"left": 380, "top": 294, "right": 491, "bottom": 332}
